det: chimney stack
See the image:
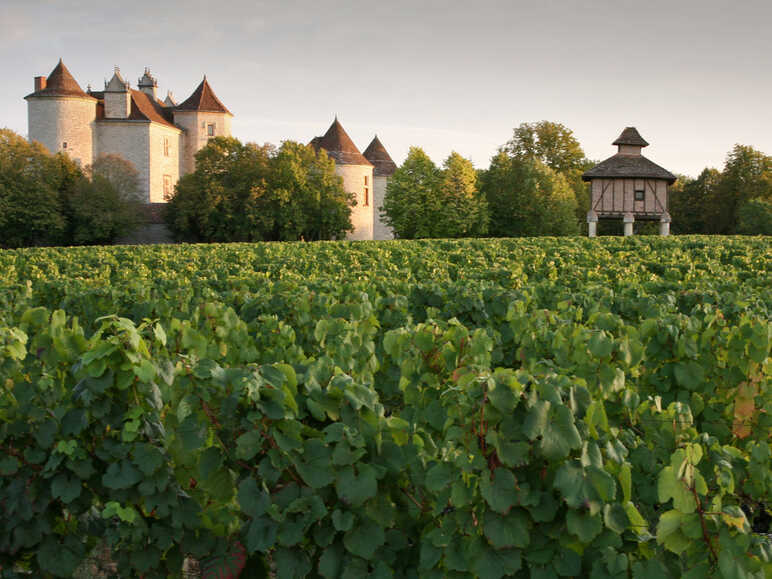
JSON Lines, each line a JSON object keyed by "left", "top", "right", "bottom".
{"left": 34, "top": 76, "right": 47, "bottom": 92}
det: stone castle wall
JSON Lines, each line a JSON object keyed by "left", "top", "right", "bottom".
{"left": 173, "top": 111, "right": 232, "bottom": 175}
{"left": 337, "top": 164, "right": 375, "bottom": 241}
{"left": 27, "top": 96, "right": 97, "bottom": 167}
{"left": 95, "top": 122, "right": 151, "bottom": 202}
{"left": 372, "top": 175, "right": 394, "bottom": 240}
{"left": 148, "top": 124, "right": 183, "bottom": 203}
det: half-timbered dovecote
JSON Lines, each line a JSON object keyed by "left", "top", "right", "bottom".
{"left": 582, "top": 127, "right": 676, "bottom": 236}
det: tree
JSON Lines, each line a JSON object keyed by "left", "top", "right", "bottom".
{"left": 0, "top": 128, "right": 70, "bottom": 247}
{"left": 166, "top": 137, "right": 273, "bottom": 242}
{"left": 165, "top": 137, "right": 353, "bottom": 242}
{"left": 268, "top": 141, "right": 354, "bottom": 241}
{"left": 381, "top": 147, "right": 442, "bottom": 239}
{"left": 669, "top": 169, "right": 721, "bottom": 234}
{"left": 63, "top": 155, "right": 144, "bottom": 245}
{"left": 381, "top": 148, "right": 487, "bottom": 239}
{"left": 707, "top": 145, "right": 772, "bottom": 234}
{"left": 736, "top": 197, "right": 772, "bottom": 235}
{"left": 505, "top": 121, "right": 591, "bottom": 229}
{"left": 436, "top": 152, "right": 488, "bottom": 237}
{"left": 481, "top": 151, "right": 579, "bottom": 237}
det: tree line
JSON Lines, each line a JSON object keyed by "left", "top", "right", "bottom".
{"left": 0, "top": 129, "right": 143, "bottom": 248}
{"left": 0, "top": 123, "right": 769, "bottom": 248}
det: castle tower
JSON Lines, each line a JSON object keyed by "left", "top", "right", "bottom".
{"left": 25, "top": 59, "right": 97, "bottom": 167}
{"left": 103, "top": 67, "right": 131, "bottom": 119}
{"left": 582, "top": 127, "right": 676, "bottom": 236}
{"left": 363, "top": 135, "right": 397, "bottom": 240}
{"left": 137, "top": 68, "right": 158, "bottom": 100}
{"left": 173, "top": 76, "right": 232, "bottom": 175}
{"left": 311, "top": 118, "right": 375, "bottom": 241}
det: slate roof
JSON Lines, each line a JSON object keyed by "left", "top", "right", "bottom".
{"left": 176, "top": 77, "right": 232, "bottom": 115}
{"left": 25, "top": 59, "right": 94, "bottom": 99}
{"left": 582, "top": 153, "right": 676, "bottom": 183}
{"left": 613, "top": 127, "right": 649, "bottom": 147}
{"left": 363, "top": 136, "right": 397, "bottom": 176}
{"left": 311, "top": 118, "right": 372, "bottom": 166}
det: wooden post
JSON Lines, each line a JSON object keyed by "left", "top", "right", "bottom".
{"left": 623, "top": 213, "right": 634, "bottom": 237}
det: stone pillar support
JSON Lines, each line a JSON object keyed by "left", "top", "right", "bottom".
{"left": 623, "top": 213, "right": 635, "bottom": 237}
{"left": 660, "top": 212, "right": 671, "bottom": 236}
{"left": 587, "top": 211, "right": 598, "bottom": 238}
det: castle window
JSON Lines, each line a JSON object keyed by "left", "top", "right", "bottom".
{"left": 207, "top": 124, "right": 215, "bottom": 137}
{"left": 62, "top": 142, "right": 67, "bottom": 149}
{"left": 364, "top": 175, "right": 369, "bottom": 186}
{"left": 163, "top": 175, "right": 173, "bottom": 199}
{"left": 364, "top": 187, "right": 369, "bottom": 206}
{"left": 634, "top": 188, "right": 645, "bottom": 201}
{"left": 164, "top": 137, "right": 170, "bottom": 157}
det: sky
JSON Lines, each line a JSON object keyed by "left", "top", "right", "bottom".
{"left": 1, "top": 0, "right": 770, "bottom": 177}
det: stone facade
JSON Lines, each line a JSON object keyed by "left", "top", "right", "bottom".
{"left": 372, "top": 175, "right": 394, "bottom": 240}
{"left": 26, "top": 61, "right": 231, "bottom": 205}
{"left": 27, "top": 95, "right": 97, "bottom": 167}
{"left": 336, "top": 164, "right": 375, "bottom": 240}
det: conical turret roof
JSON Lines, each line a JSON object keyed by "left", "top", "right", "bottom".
{"left": 176, "top": 77, "right": 231, "bottom": 115}
{"left": 612, "top": 127, "right": 649, "bottom": 147}
{"left": 26, "top": 59, "right": 93, "bottom": 99}
{"left": 363, "top": 135, "right": 397, "bottom": 176}
{"left": 311, "top": 117, "right": 372, "bottom": 166}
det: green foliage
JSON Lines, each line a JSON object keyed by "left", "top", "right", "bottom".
{"left": 0, "top": 130, "right": 143, "bottom": 248}
{"left": 382, "top": 148, "right": 488, "bottom": 238}
{"left": 482, "top": 152, "right": 580, "bottom": 236}
{"left": 504, "top": 120, "right": 592, "bottom": 230}
{"left": 0, "top": 236, "right": 770, "bottom": 577}
{"left": 736, "top": 197, "right": 772, "bottom": 235}
{"left": 166, "top": 137, "right": 353, "bottom": 242}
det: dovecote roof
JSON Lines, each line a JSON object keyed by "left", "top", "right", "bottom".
{"left": 582, "top": 154, "right": 676, "bottom": 183}
{"left": 612, "top": 127, "right": 649, "bottom": 147}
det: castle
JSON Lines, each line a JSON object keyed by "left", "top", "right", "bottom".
{"left": 25, "top": 59, "right": 395, "bottom": 241}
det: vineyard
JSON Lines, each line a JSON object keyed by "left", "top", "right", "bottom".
{"left": 0, "top": 236, "right": 770, "bottom": 578}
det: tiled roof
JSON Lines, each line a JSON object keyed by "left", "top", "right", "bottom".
{"left": 311, "top": 118, "right": 372, "bottom": 166}
{"left": 91, "top": 89, "right": 178, "bottom": 128}
{"left": 363, "top": 136, "right": 397, "bottom": 176}
{"left": 176, "top": 77, "right": 231, "bottom": 114}
{"left": 25, "top": 59, "right": 94, "bottom": 99}
{"left": 612, "top": 127, "right": 649, "bottom": 147}
{"left": 582, "top": 153, "right": 676, "bottom": 183}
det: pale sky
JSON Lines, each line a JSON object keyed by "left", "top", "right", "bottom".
{"left": 2, "top": 0, "right": 770, "bottom": 177}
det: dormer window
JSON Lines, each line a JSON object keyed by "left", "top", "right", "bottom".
{"left": 634, "top": 189, "right": 645, "bottom": 201}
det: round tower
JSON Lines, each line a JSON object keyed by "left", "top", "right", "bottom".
{"left": 363, "top": 135, "right": 397, "bottom": 240}
{"left": 311, "top": 117, "right": 374, "bottom": 240}
{"left": 24, "top": 59, "right": 97, "bottom": 167}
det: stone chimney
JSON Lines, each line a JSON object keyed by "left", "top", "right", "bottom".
{"left": 34, "top": 76, "right": 47, "bottom": 91}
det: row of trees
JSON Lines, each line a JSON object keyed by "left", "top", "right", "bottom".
{"left": 1, "top": 124, "right": 769, "bottom": 248}
{"left": 0, "top": 129, "right": 143, "bottom": 248}
{"left": 383, "top": 122, "right": 593, "bottom": 238}
{"left": 670, "top": 144, "right": 772, "bottom": 235}
{"left": 166, "top": 138, "right": 353, "bottom": 242}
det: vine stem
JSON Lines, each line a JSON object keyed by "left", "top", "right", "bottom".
{"left": 692, "top": 485, "right": 718, "bottom": 563}
{"left": 401, "top": 487, "right": 427, "bottom": 512}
